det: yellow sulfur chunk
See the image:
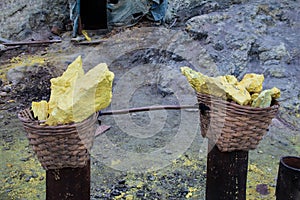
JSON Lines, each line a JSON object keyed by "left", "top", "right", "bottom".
{"left": 225, "top": 75, "right": 238, "bottom": 85}
{"left": 270, "top": 87, "right": 281, "bottom": 99}
{"left": 31, "top": 100, "right": 49, "bottom": 120}
{"left": 181, "top": 67, "right": 280, "bottom": 107}
{"left": 238, "top": 73, "right": 264, "bottom": 93}
{"left": 31, "top": 56, "right": 114, "bottom": 126}
{"left": 82, "top": 30, "right": 92, "bottom": 41}
{"left": 205, "top": 75, "right": 251, "bottom": 105}
{"left": 180, "top": 67, "right": 207, "bottom": 92}
{"left": 47, "top": 56, "right": 84, "bottom": 116}
{"left": 251, "top": 90, "right": 272, "bottom": 108}
{"left": 46, "top": 63, "right": 114, "bottom": 125}
{"left": 251, "top": 87, "right": 280, "bottom": 108}
{"left": 45, "top": 63, "right": 114, "bottom": 126}
{"left": 181, "top": 67, "right": 251, "bottom": 105}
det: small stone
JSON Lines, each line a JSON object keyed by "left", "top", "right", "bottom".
{"left": 180, "top": 187, "right": 190, "bottom": 196}
{"left": 111, "top": 189, "right": 121, "bottom": 196}
{"left": 157, "top": 85, "right": 174, "bottom": 97}
{"left": 0, "top": 92, "right": 7, "bottom": 97}
{"left": 3, "top": 146, "right": 10, "bottom": 151}
{"left": 256, "top": 184, "right": 270, "bottom": 195}
{"left": 20, "top": 157, "right": 29, "bottom": 162}
{"left": 31, "top": 173, "right": 38, "bottom": 178}
{"left": 213, "top": 42, "right": 224, "bottom": 51}
{"left": 51, "top": 25, "right": 61, "bottom": 35}
{"left": 25, "top": 176, "right": 31, "bottom": 182}
{"left": 118, "top": 180, "right": 126, "bottom": 185}
{"left": 165, "top": 149, "right": 173, "bottom": 154}
{"left": 39, "top": 176, "right": 44, "bottom": 181}
{"left": 2, "top": 85, "right": 11, "bottom": 92}
{"left": 147, "top": 175, "right": 156, "bottom": 181}
{"left": 0, "top": 44, "right": 7, "bottom": 51}
{"left": 136, "top": 190, "right": 144, "bottom": 197}
{"left": 6, "top": 189, "right": 12, "bottom": 193}
{"left": 93, "top": 194, "right": 102, "bottom": 199}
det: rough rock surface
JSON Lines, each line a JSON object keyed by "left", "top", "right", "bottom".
{"left": 185, "top": 0, "right": 300, "bottom": 128}
{"left": 0, "top": 0, "right": 69, "bottom": 40}
{"left": 0, "top": 0, "right": 299, "bottom": 199}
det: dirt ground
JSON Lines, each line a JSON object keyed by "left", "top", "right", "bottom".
{"left": 1, "top": 1, "right": 300, "bottom": 200}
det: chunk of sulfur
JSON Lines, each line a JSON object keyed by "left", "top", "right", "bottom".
{"left": 181, "top": 67, "right": 251, "bottom": 105}
{"left": 31, "top": 100, "right": 49, "bottom": 120}
{"left": 251, "top": 87, "right": 280, "bottom": 108}
{"left": 31, "top": 56, "right": 114, "bottom": 126}
{"left": 238, "top": 73, "right": 264, "bottom": 93}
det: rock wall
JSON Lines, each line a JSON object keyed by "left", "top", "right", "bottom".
{"left": 0, "top": 0, "right": 69, "bottom": 40}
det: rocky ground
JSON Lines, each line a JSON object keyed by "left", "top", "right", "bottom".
{"left": 1, "top": 0, "right": 300, "bottom": 199}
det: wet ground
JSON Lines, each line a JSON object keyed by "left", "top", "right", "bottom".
{"left": 1, "top": 1, "right": 300, "bottom": 200}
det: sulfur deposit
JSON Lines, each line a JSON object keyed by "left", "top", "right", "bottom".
{"left": 31, "top": 56, "right": 114, "bottom": 125}
{"left": 181, "top": 67, "right": 280, "bottom": 108}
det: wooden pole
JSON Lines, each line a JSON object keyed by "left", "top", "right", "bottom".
{"left": 46, "top": 160, "right": 90, "bottom": 200}
{"left": 206, "top": 141, "right": 249, "bottom": 200}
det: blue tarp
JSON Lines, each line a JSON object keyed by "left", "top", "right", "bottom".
{"left": 150, "top": 0, "right": 168, "bottom": 22}
{"left": 107, "top": 0, "right": 168, "bottom": 26}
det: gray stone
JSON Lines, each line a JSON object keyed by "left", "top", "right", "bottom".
{"left": 6, "top": 66, "right": 34, "bottom": 85}
{"left": 0, "top": 44, "right": 7, "bottom": 51}
{"left": 0, "top": 92, "right": 7, "bottom": 97}
{"left": 0, "top": 0, "right": 69, "bottom": 40}
{"left": 267, "top": 67, "right": 287, "bottom": 78}
{"left": 2, "top": 85, "right": 11, "bottom": 93}
{"left": 258, "top": 43, "right": 289, "bottom": 64}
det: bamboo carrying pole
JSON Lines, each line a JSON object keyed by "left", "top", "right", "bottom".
{"left": 100, "top": 105, "right": 199, "bottom": 116}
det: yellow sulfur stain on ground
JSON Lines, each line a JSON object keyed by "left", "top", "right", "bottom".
{"left": 10, "top": 55, "right": 45, "bottom": 66}
{"left": 0, "top": 137, "right": 46, "bottom": 200}
{"left": 31, "top": 56, "right": 114, "bottom": 125}
{"left": 186, "top": 187, "right": 197, "bottom": 198}
{"left": 247, "top": 164, "right": 276, "bottom": 200}
{"left": 0, "top": 55, "right": 46, "bottom": 80}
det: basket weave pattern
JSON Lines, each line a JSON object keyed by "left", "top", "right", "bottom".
{"left": 18, "top": 109, "right": 97, "bottom": 169}
{"left": 197, "top": 93, "right": 279, "bottom": 152}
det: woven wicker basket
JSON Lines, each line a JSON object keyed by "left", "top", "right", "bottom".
{"left": 197, "top": 93, "right": 279, "bottom": 152}
{"left": 18, "top": 109, "right": 97, "bottom": 170}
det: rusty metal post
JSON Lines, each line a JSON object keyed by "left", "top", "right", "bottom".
{"left": 206, "top": 141, "right": 249, "bottom": 200}
{"left": 276, "top": 156, "right": 300, "bottom": 200}
{"left": 46, "top": 160, "right": 90, "bottom": 200}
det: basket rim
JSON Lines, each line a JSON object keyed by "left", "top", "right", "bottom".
{"left": 197, "top": 92, "right": 280, "bottom": 111}
{"left": 18, "top": 109, "right": 97, "bottom": 130}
